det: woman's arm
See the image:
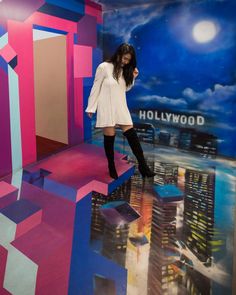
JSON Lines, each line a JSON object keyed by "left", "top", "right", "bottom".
{"left": 126, "top": 67, "right": 139, "bottom": 91}
{"left": 85, "top": 63, "right": 105, "bottom": 114}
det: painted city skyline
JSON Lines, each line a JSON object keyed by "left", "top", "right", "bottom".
{"left": 102, "top": 0, "right": 236, "bottom": 157}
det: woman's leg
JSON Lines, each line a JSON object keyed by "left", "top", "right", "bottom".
{"left": 103, "top": 127, "right": 118, "bottom": 179}
{"left": 103, "top": 127, "right": 116, "bottom": 136}
{"left": 120, "top": 125, "right": 156, "bottom": 178}
{"left": 119, "top": 125, "right": 133, "bottom": 133}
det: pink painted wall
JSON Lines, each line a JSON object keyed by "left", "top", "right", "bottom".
{"left": 0, "top": 68, "right": 12, "bottom": 178}
{"left": 0, "top": 1, "right": 102, "bottom": 178}
{"left": 8, "top": 20, "right": 37, "bottom": 167}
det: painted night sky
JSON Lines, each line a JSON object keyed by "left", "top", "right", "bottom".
{"left": 102, "top": 0, "right": 236, "bottom": 157}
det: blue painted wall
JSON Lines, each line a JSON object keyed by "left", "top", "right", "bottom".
{"left": 102, "top": 0, "right": 236, "bottom": 158}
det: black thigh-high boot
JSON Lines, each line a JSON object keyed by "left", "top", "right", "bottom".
{"left": 104, "top": 135, "right": 118, "bottom": 179}
{"left": 123, "top": 128, "right": 156, "bottom": 178}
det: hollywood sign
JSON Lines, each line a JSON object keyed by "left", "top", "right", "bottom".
{"left": 139, "top": 110, "right": 205, "bottom": 126}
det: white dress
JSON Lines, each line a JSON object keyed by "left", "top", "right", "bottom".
{"left": 85, "top": 62, "right": 134, "bottom": 128}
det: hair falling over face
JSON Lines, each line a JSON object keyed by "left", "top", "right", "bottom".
{"left": 109, "top": 43, "right": 137, "bottom": 87}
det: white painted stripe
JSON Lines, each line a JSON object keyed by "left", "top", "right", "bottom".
{"left": 0, "top": 32, "right": 8, "bottom": 49}
{"left": 11, "top": 169, "right": 23, "bottom": 200}
{"left": 4, "top": 244, "right": 38, "bottom": 295}
{"left": 33, "top": 29, "right": 61, "bottom": 41}
{"left": 8, "top": 66, "right": 23, "bottom": 199}
{"left": 0, "top": 213, "right": 16, "bottom": 248}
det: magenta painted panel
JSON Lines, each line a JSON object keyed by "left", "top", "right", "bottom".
{"left": 16, "top": 209, "right": 42, "bottom": 239}
{"left": 74, "top": 78, "right": 84, "bottom": 143}
{"left": 0, "top": 44, "right": 16, "bottom": 63}
{"left": 76, "top": 180, "right": 108, "bottom": 201}
{"left": 8, "top": 20, "right": 37, "bottom": 166}
{"left": 0, "top": 245, "right": 11, "bottom": 294}
{"left": 0, "top": 245, "right": 7, "bottom": 288}
{"left": 77, "top": 15, "right": 97, "bottom": 47}
{"left": 74, "top": 45, "right": 92, "bottom": 78}
{"left": 85, "top": 0, "right": 103, "bottom": 24}
{"left": 26, "top": 144, "right": 133, "bottom": 190}
{"left": 66, "top": 33, "right": 86, "bottom": 145}
{"left": 12, "top": 222, "right": 73, "bottom": 294}
{"left": 66, "top": 32, "right": 77, "bottom": 145}
{"left": 25, "top": 11, "right": 77, "bottom": 34}
{"left": 11, "top": 181, "right": 76, "bottom": 295}
{"left": 0, "top": 181, "right": 18, "bottom": 209}
{"left": 0, "top": 68, "right": 12, "bottom": 178}
{"left": 0, "top": 181, "right": 17, "bottom": 198}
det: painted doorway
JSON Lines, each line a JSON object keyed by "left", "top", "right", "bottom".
{"left": 33, "top": 29, "right": 68, "bottom": 160}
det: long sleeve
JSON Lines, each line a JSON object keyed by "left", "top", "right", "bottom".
{"left": 85, "top": 63, "right": 105, "bottom": 113}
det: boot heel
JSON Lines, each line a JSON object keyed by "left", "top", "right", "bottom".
{"left": 138, "top": 164, "right": 156, "bottom": 178}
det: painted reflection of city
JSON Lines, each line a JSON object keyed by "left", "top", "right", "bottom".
{"left": 91, "top": 131, "right": 235, "bottom": 295}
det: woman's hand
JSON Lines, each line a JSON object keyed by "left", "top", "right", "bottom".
{"left": 87, "top": 112, "right": 93, "bottom": 118}
{"left": 133, "top": 68, "right": 139, "bottom": 78}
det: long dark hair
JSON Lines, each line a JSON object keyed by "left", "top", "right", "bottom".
{"left": 108, "top": 43, "right": 137, "bottom": 87}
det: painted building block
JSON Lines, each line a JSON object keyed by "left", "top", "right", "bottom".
{"left": 7, "top": 20, "right": 37, "bottom": 167}
{"left": 44, "top": 178, "right": 78, "bottom": 202}
{"left": 77, "top": 15, "right": 97, "bottom": 47}
{"left": 100, "top": 201, "right": 141, "bottom": 225}
{"left": 153, "top": 184, "right": 184, "bottom": 203}
{"left": 38, "top": 3, "right": 84, "bottom": 22}
{"left": 8, "top": 56, "right": 17, "bottom": 69}
{"left": 26, "top": 12, "right": 78, "bottom": 34}
{"left": 0, "top": 44, "right": 16, "bottom": 64}
{"left": 0, "top": 199, "right": 42, "bottom": 239}
{"left": 44, "top": 0, "right": 84, "bottom": 15}
{"left": 0, "top": 182, "right": 18, "bottom": 210}
{"left": 85, "top": 0, "right": 103, "bottom": 24}
{"left": 23, "top": 169, "right": 51, "bottom": 189}
{"left": 74, "top": 45, "right": 92, "bottom": 78}
{"left": 10, "top": 182, "right": 76, "bottom": 295}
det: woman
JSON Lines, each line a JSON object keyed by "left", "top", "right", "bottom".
{"left": 85, "top": 43, "right": 155, "bottom": 179}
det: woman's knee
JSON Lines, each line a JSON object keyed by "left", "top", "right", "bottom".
{"left": 103, "top": 127, "right": 116, "bottom": 136}
{"left": 119, "top": 125, "right": 133, "bottom": 133}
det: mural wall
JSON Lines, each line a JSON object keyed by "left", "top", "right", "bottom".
{"left": 0, "top": 0, "right": 235, "bottom": 294}
{"left": 86, "top": 0, "right": 236, "bottom": 294}
{"left": 0, "top": 0, "right": 103, "bottom": 179}
{"left": 102, "top": 0, "right": 236, "bottom": 159}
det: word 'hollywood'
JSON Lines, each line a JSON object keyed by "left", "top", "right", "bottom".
{"left": 139, "top": 110, "right": 205, "bottom": 126}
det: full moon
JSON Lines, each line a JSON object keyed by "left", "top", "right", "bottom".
{"left": 192, "top": 21, "right": 218, "bottom": 43}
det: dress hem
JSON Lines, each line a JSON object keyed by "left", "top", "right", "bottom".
{"left": 95, "top": 122, "right": 133, "bottom": 128}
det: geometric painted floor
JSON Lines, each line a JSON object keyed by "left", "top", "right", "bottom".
{"left": 0, "top": 139, "right": 235, "bottom": 295}
{"left": 0, "top": 143, "right": 134, "bottom": 295}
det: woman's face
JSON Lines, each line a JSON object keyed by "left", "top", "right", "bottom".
{"left": 120, "top": 53, "right": 132, "bottom": 67}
